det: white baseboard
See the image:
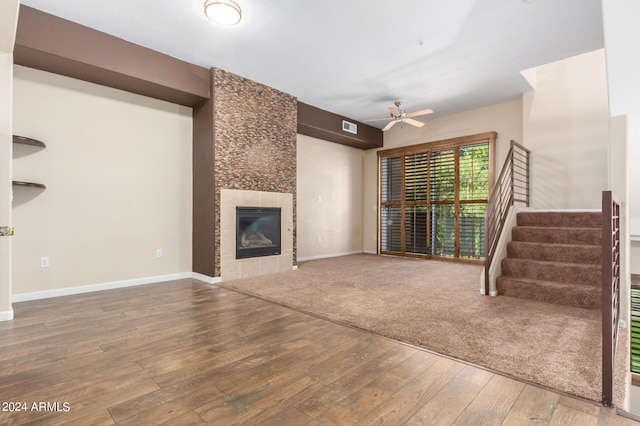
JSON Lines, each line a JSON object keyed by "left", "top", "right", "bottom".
{"left": 297, "top": 250, "right": 364, "bottom": 262}
{"left": 191, "top": 272, "right": 221, "bottom": 284}
{"left": 363, "top": 250, "right": 377, "bottom": 255}
{"left": 0, "top": 310, "right": 14, "bottom": 321}
{"left": 12, "top": 272, "right": 193, "bottom": 303}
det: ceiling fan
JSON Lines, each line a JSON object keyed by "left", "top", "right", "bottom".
{"left": 364, "top": 101, "right": 433, "bottom": 131}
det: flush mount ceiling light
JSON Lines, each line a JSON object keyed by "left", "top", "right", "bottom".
{"left": 204, "top": 0, "right": 242, "bottom": 26}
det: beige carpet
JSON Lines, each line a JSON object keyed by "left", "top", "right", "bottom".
{"left": 219, "top": 253, "right": 627, "bottom": 404}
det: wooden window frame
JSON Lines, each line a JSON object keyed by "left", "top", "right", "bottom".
{"left": 377, "top": 132, "right": 496, "bottom": 262}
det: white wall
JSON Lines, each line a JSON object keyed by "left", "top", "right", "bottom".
{"left": 297, "top": 134, "right": 364, "bottom": 260}
{"left": 601, "top": 2, "right": 640, "bottom": 412}
{"left": 607, "top": 51, "right": 640, "bottom": 239}
{"left": 522, "top": 49, "right": 609, "bottom": 210}
{"left": 363, "top": 99, "right": 523, "bottom": 254}
{"left": 631, "top": 243, "right": 640, "bottom": 275}
{"left": 627, "top": 121, "right": 639, "bottom": 270}
{"left": 602, "top": 0, "right": 640, "bottom": 276}
{"left": 12, "top": 66, "right": 193, "bottom": 296}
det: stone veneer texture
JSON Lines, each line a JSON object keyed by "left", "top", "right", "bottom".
{"left": 212, "top": 68, "right": 297, "bottom": 276}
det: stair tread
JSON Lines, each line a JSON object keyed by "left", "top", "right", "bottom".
{"left": 513, "top": 225, "right": 601, "bottom": 231}
{"left": 508, "top": 241, "right": 601, "bottom": 249}
{"left": 496, "top": 276, "right": 601, "bottom": 309}
{"left": 512, "top": 225, "right": 601, "bottom": 245}
{"left": 501, "top": 257, "right": 601, "bottom": 286}
{"left": 503, "top": 257, "right": 601, "bottom": 269}
{"left": 497, "top": 275, "right": 602, "bottom": 288}
{"left": 516, "top": 211, "right": 602, "bottom": 228}
{"left": 506, "top": 241, "right": 601, "bottom": 265}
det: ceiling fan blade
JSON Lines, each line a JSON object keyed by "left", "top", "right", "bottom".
{"left": 406, "top": 108, "right": 433, "bottom": 118}
{"left": 382, "top": 121, "right": 396, "bottom": 131}
{"left": 404, "top": 118, "right": 425, "bottom": 128}
{"left": 363, "top": 117, "right": 392, "bottom": 122}
{"left": 388, "top": 106, "right": 400, "bottom": 116}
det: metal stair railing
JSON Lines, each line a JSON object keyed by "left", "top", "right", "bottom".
{"left": 602, "top": 190, "right": 621, "bottom": 406}
{"left": 483, "top": 140, "right": 530, "bottom": 295}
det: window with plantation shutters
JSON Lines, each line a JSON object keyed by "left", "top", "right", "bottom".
{"left": 404, "top": 153, "right": 429, "bottom": 254}
{"left": 377, "top": 132, "right": 495, "bottom": 261}
{"left": 430, "top": 148, "right": 456, "bottom": 257}
{"left": 631, "top": 287, "right": 640, "bottom": 374}
{"left": 380, "top": 156, "right": 402, "bottom": 253}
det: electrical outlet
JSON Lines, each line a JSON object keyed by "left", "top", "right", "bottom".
{"left": 156, "top": 249, "right": 163, "bottom": 258}
{"left": 40, "top": 257, "right": 49, "bottom": 268}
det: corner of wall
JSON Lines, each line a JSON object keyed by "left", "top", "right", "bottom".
{"left": 0, "top": 51, "right": 16, "bottom": 318}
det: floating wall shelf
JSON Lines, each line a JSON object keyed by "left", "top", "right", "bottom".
{"left": 13, "top": 135, "right": 46, "bottom": 148}
{"left": 12, "top": 181, "right": 46, "bottom": 189}
{"left": 12, "top": 135, "right": 47, "bottom": 190}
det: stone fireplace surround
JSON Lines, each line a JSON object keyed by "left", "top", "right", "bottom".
{"left": 207, "top": 68, "right": 298, "bottom": 280}
{"left": 220, "top": 189, "right": 294, "bottom": 281}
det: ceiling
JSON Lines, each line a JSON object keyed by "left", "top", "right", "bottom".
{"left": 19, "top": 0, "right": 604, "bottom": 128}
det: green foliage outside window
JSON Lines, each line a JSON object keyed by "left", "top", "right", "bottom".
{"left": 631, "top": 288, "right": 640, "bottom": 373}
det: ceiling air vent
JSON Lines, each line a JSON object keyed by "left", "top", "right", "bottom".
{"left": 342, "top": 120, "right": 357, "bottom": 134}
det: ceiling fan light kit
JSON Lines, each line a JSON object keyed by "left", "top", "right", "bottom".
{"left": 365, "top": 101, "right": 434, "bottom": 131}
{"left": 204, "top": 0, "right": 242, "bottom": 26}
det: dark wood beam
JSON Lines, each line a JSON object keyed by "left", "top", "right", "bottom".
{"left": 14, "top": 5, "right": 210, "bottom": 107}
{"left": 297, "top": 102, "right": 383, "bottom": 150}
{"left": 192, "top": 74, "right": 216, "bottom": 277}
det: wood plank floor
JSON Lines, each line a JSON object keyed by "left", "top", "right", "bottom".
{"left": 0, "top": 279, "right": 637, "bottom": 425}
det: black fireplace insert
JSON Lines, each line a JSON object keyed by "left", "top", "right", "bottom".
{"left": 236, "top": 207, "right": 281, "bottom": 259}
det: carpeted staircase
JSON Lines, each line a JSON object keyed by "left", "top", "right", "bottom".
{"left": 496, "top": 211, "right": 602, "bottom": 309}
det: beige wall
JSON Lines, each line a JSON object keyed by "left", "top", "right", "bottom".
{"left": 12, "top": 66, "right": 192, "bottom": 296}
{"left": 379, "top": 99, "right": 523, "bottom": 165}
{"left": 297, "top": 134, "right": 364, "bottom": 260}
{"left": 522, "top": 49, "right": 609, "bottom": 210}
{"left": 362, "top": 99, "right": 523, "bottom": 254}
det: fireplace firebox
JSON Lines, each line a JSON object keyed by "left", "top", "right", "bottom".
{"left": 236, "top": 207, "right": 281, "bottom": 259}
